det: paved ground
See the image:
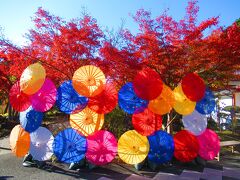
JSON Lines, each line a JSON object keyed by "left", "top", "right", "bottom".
{"left": 1, "top": 136, "right": 240, "bottom": 180}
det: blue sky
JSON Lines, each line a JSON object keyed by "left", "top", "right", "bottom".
{"left": 0, "top": 0, "right": 239, "bottom": 46}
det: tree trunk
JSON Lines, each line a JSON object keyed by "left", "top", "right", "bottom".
{"left": 165, "top": 111, "right": 174, "bottom": 134}
{"left": 8, "top": 103, "right": 12, "bottom": 121}
{"left": 4, "top": 101, "right": 9, "bottom": 114}
{"left": 167, "top": 114, "right": 171, "bottom": 134}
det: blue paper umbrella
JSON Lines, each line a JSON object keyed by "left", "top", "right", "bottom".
{"left": 147, "top": 130, "right": 174, "bottom": 164}
{"left": 118, "top": 82, "right": 149, "bottom": 114}
{"left": 56, "top": 80, "right": 88, "bottom": 114}
{"left": 53, "top": 128, "right": 87, "bottom": 163}
{"left": 196, "top": 87, "right": 216, "bottom": 115}
{"left": 20, "top": 106, "right": 43, "bottom": 133}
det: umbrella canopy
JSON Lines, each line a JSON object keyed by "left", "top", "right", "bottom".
{"left": 72, "top": 65, "right": 106, "bottom": 97}
{"left": 56, "top": 80, "right": 88, "bottom": 114}
{"left": 88, "top": 83, "right": 118, "bottom": 114}
{"left": 196, "top": 88, "right": 216, "bottom": 115}
{"left": 53, "top": 128, "right": 87, "bottom": 163}
{"left": 20, "top": 63, "right": 46, "bottom": 95}
{"left": 181, "top": 73, "right": 205, "bottom": 101}
{"left": 118, "top": 82, "right": 149, "bottom": 114}
{"left": 132, "top": 108, "right": 162, "bottom": 136}
{"left": 86, "top": 130, "right": 117, "bottom": 165}
{"left": 174, "top": 130, "right": 199, "bottom": 162}
{"left": 31, "top": 78, "right": 57, "bottom": 112}
{"left": 9, "top": 81, "right": 31, "bottom": 112}
{"left": 197, "top": 129, "right": 220, "bottom": 160}
{"left": 182, "top": 110, "right": 207, "bottom": 136}
{"left": 118, "top": 130, "right": 149, "bottom": 165}
{"left": 133, "top": 67, "right": 163, "bottom": 100}
{"left": 20, "top": 106, "right": 43, "bottom": 133}
{"left": 9, "top": 125, "right": 30, "bottom": 157}
{"left": 148, "top": 85, "right": 175, "bottom": 115}
{"left": 30, "top": 127, "right": 54, "bottom": 161}
{"left": 148, "top": 130, "right": 174, "bottom": 164}
{"left": 70, "top": 107, "right": 104, "bottom": 136}
{"left": 173, "top": 85, "right": 196, "bottom": 115}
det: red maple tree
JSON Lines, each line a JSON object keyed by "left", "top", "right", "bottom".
{"left": 100, "top": 0, "right": 240, "bottom": 91}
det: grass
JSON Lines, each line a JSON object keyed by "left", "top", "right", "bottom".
{"left": 217, "top": 130, "right": 240, "bottom": 141}
{"left": 216, "top": 130, "right": 240, "bottom": 156}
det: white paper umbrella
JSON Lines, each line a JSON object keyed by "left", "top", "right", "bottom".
{"left": 30, "top": 127, "right": 54, "bottom": 161}
{"left": 182, "top": 110, "right": 207, "bottom": 136}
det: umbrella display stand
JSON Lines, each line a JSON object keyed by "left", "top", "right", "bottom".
{"left": 8, "top": 64, "right": 220, "bottom": 174}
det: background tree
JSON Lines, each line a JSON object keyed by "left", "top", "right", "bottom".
{"left": 99, "top": 0, "right": 240, "bottom": 131}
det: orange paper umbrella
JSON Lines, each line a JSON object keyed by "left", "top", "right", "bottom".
{"left": 20, "top": 63, "right": 46, "bottom": 95}
{"left": 9, "top": 125, "right": 30, "bottom": 157}
{"left": 70, "top": 107, "right": 104, "bottom": 136}
{"left": 132, "top": 108, "right": 162, "bottom": 136}
{"left": 181, "top": 73, "right": 205, "bottom": 101}
{"left": 148, "top": 85, "right": 175, "bottom": 115}
{"left": 9, "top": 81, "right": 31, "bottom": 112}
{"left": 88, "top": 83, "right": 118, "bottom": 114}
{"left": 133, "top": 68, "right": 163, "bottom": 100}
{"left": 72, "top": 65, "right": 106, "bottom": 97}
{"left": 118, "top": 130, "right": 150, "bottom": 165}
{"left": 173, "top": 85, "right": 196, "bottom": 115}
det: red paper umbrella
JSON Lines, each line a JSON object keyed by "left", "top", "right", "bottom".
{"left": 9, "top": 81, "right": 31, "bottom": 112}
{"left": 132, "top": 108, "right": 162, "bottom": 136}
{"left": 133, "top": 68, "right": 163, "bottom": 100}
{"left": 86, "top": 130, "right": 117, "bottom": 165}
{"left": 88, "top": 83, "right": 118, "bottom": 114}
{"left": 181, "top": 73, "right": 205, "bottom": 101}
{"left": 174, "top": 130, "right": 199, "bottom": 162}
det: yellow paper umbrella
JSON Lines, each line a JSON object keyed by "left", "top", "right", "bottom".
{"left": 72, "top": 65, "right": 106, "bottom": 97}
{"left": 118, "top": 130, "right": 149, "bottom": 165}
{"left": 9, "top": 125, "right": 30, "bottom": 157}
{"left": 70, "top": 107, "right": 104, "bottom": 136}
{"left": 20, "top": 63, "right": 46, "bottom": 95}
{"left": 148, "top": 85, "right": 175, "bottom": 115}
{"left": 173, "top": 85, "right": 196, "bottom": 115}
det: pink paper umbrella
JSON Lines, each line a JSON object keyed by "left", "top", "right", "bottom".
{"left": 86, "top": 130, "right": 117, "bottom": 166}
{"left": 197, "top": 129, "right": 220, "bottom": 160}
{"left": 31, "top": 78, "right": 57, "bottom": 112}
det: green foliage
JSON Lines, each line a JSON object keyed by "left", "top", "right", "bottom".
{"left": 0, "top": 113, "right": 8, "bottom": 118}
{"left": 172, "top": 119, "right": 184, "bottom": 132}
{"left": 104, "top": 106, "right": 133, "bottom": 139}
{"left": 207, "top": 119, "right": 218, "bottom": 131}
{"left": 223, "top": 106, "right": 240, "bottom": 113}
{"left": 236, "top": 18, "right": 240, "bottom": 27}
{"left": 45, "top": 106, "right": 65, "bottom": 117}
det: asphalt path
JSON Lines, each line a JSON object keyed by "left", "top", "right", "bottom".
{"left": 1, "top": 136, "right": 240, "bottom": 180}
{"left": 0, "top": 153, "right": 155, "bottom": 180}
